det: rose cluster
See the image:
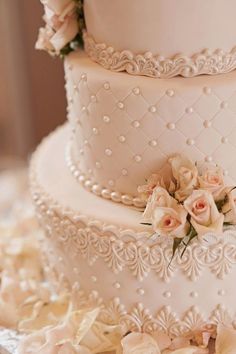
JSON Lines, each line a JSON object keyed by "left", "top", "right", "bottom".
{"left": 138, "top": 155, "right": 236, "bottom": 241}
{"left": 36, "top": 0, "right": 79, "bottom": 54}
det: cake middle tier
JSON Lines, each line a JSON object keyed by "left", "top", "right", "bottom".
{"left": 65, "top": 51, "right": 236, "bottom": 206}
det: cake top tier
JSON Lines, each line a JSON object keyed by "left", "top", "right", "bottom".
{"left": 84, "top": 0, "right": 236, "bottom": 78}
{"left": 85, "top": 0, "right": 236, "bottom": 57}
{"left": 36, "top": 0, "right": 236, "bottom": 78}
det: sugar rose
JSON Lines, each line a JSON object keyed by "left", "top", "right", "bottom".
{"left": 198, "top": 164, "right": 225, "bottom": 199}
{"left": 138, "top": 174, "right": 165, "bottom": 201}
{"left": 121, "top": 332, "right": 161, "bottom": 354}
{"left": 184, "top": 190, "right": 224, "bottom": 237}
{"left": 152, "top": 204, "right": 189, "bottom": 238}
{"left": 142, "top": 187, "right": 177, "bottom": 224}
{"left": 169, "top": 155, "right": 198, "bottom": 202}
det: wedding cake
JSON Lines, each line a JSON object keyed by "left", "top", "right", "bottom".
{"left": 31, "top": 0, "right": 236, "bottom": 343}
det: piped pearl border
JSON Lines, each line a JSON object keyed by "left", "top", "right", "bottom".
{"left": 84, "top": 31, "right": 236, "bottom": 79}
{"left": 65, "top": 140, "right": 146, "bottom": 208}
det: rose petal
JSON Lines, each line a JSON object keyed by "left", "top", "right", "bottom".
{"left": 165, "top": 347, "right": 208, "bottom": 354}
{"left": 215, "top": 324, "right": 236, "bottom": 354}
{"left": 152, "top": 330, "right": 171, "bottom": 350}
{"left": 121, "top": 332, "right": 161, "bottom": 354}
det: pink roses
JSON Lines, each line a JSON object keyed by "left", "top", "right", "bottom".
{"left": 139, "top": 155, "right": 234, "bottom": 244}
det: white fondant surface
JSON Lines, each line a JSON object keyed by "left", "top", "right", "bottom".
{"left": 84, "top": 0, "right": 236, "bottom": 57}
{"left": 31, "top": 125, "right": 236, "bottom": 336}
{"left": 65, "top": 51, "right": 236, "bottom": 201}
{"left": 36, "top": 124, "right": 148, "bottom": 230}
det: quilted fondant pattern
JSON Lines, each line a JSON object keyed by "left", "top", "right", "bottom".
{"left": 65, "top": 53, "right": 236, "bottom": 197}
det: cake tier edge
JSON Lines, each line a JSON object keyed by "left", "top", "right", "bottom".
{"left": 30, "top": 124, "right": 236, "bottom": 337}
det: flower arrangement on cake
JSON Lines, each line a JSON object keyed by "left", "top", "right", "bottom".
{"left": 138, "top": 155, "right": 236, "bottom": 258}
{"left": 35, "top": 0, "right": 84, "bottom": 56}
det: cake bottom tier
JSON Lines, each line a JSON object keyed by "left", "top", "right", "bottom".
{"left": 30, "top": 124, "right": 236, "bottom": 337}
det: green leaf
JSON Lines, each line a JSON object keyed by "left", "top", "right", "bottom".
{"left": 224, "top": 221, "right": 234, "bottom": 227}
{"left": 216, "top": 198, "right": 227, "bottom": 213}
{"left": 180, "top": 225, "right": 197, "bottom": 259}
{"left": 168, "top": 237, "right": 182, "bottom": 268}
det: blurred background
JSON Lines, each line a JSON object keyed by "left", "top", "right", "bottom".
{"left": 0, "top": 1, "right": 66, "bottom": 169}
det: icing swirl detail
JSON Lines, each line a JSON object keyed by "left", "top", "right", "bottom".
{"left": 84, "top": 32, "right": 236, "bottom": 79}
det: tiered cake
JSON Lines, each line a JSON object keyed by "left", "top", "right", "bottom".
{"left": 32, "top": 0, "right": 236, "bottom": 338}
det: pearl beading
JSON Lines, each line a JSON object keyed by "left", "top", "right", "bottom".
{"left": 65, "top": 140, "right": 146, "bottom": 208}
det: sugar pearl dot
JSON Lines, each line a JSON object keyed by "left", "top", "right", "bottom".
{"left": 92, "top": 127, "right": 98, "bottom": 135}
{"left": 95, "top": 161, "right": 101, "bottom": 169}
{"left": 103, "top": 82, "right": 110, "bottom": 90}
{"left": 134, "top": 155, "right": 142, "bottom": 162}
{"left": 218, "top": 289, "right": 226, "bottom": 296}
{"left": 185, "top": 107, "right": 194, "bottom": 114}
{"left": 122, "top": 169, "right": 128, "bottom": 176}
{"left": 79, "top": 149, "right": 84, "bottom": 155}
{"left": 223, "top": 169, "right": 229, "bottom": 176}
{"left": 103, "top": 115, "right": 110, "bottom": 123}
{"left": 149, "top": 106, "right": 157, "bottom": 113}
{"left": 81, "top": 73, "right": 87, "bottom": 80}
{"left": 108, "top": 180, "right": 115, "bottom": 187}
{"left": 105, "top": 148, "right": 112, "bottom": 156}
{"left": 133, "top": 87, "right": 140, "bottom": 95}
{"left": 137, "top": 288, "right": 145, "bottom": 296}
{"left": 113, "top": 282, "right": 121, "bottom": 289}
{"left": 81, "top": 106, "right": 86, "bottom": 112}
{"left": 186, "top": 138, "right": 195, "bottom": 146}
{"left": 221, "top": 101, "right": 228, "bottom": 109}
{"left": 118, "top": 135, "right": 126, "bottom": 143}
{"left": 84, "top": 139, "right": 89, "bottom": 146}
{"left": 167, "top": 122, "right": 175, "bottom": 130}
{"left": 204, "top": 120, "right": 212, "bottom": 128}
{"left": 90, "top": 95, "right": 96, "bottom": 102}
{"left": 205, "top": 156, "right": 213, "bottom": 162}
{"left": 221, "top": 137, "right": 228, "bottom": 144}
{"left": 132, "top": 120, "right": 140, "bottom": 128}
{"left": 190, "top": 291, "right": 199, "bottom": 298}
{"left": 166, "top": 89, "right": 175, "bottom": 97}
{"left": 117, "top": 101, "right": 124, "bottom": 109}
{"left": 91, "top": 276, "right": 97, "bottom": 283}
{"left": 163, "top": 291, "right": 172, "bottom": 298}
{"left": 149, "top": 139, "right": 157, "bottom": 147}
{"left": 203, "top": 87, "right": 212, "bottom": 95}
{"left": 74, "top": 170, "right": 79, "bottom": 178}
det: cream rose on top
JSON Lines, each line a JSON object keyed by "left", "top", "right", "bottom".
{"left": 184, "top": 190, "right": 224, "bottom": 237}
{"left": 198, "top": 164, "right": 225, "bottom": 200}
{"left": 36, "top": 0, "right": 78, "bottom": 53}
{"left": 169, "top": 155, "right": 198, "bottom": 202}
{"left": 121, "top": 332, "right": 161, "bottom": 354}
